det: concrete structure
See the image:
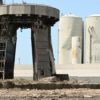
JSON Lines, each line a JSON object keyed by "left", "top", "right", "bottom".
{"left": 71, "top": 37, "right": 82, "bottom": 64}
{"left": 0, "top": 0, "right": 2, "bottom": 4}
{"left": 85, "top": 15, "right": 100, "bottom": 63}
{"left": 0, "top": 4, "right": 59, "bottom": 80}
{"left": 14, "top": 64, "right": 100, "bottom": 83}
{"left": 58, "top": 14, "right": 83, "bottom": 64}
{"left": 56, "top": 64, "right": 100, "bottom": 84}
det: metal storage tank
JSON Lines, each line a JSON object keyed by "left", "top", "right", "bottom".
{"left": 85, "top": 14, "right": 100, "bottom": 63}
{"left": 58, "top": 14, "right": 83, "bottom": 64}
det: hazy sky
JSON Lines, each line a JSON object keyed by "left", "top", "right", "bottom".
{"left": 5, "top": 0, "right": 100, "bottom": 64}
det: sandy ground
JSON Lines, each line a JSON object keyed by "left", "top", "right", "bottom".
{"left": 0, "top": 78, "right": 100, "bottom": 100}
{"left": 0, "top": 88, "right": 100, "bottom": 100}
{"left": 0, "top": 78, "right": 100, "bottom": 99}
{"left": 0, "top": 88, "right": 100, "bottom": 97}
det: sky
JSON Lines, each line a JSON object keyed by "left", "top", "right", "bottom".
{"left": 4, "top": 0, "right": 100, "bottom": 64}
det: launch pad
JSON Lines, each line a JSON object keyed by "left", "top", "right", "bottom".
{"left": 0, "top": 4, "right": 59, "bottom": 80}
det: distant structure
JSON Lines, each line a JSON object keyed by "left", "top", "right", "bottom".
{"left": 85, "top": 15, "right": 100, "bottom": 63}
{"left": 22, "top": 0, "right": 26, "bottom": 4}
{"left": 58, "top": 14, "right": 83, "bottom": 64}
{"left": 0, "top": 4, "right": 59, "bottom": 80}
{"left": 0, "top": 0, "right": 3, "bottom": 4}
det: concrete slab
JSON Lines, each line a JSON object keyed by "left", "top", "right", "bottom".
{"left": 14, "top": 64, "right": 100, "bottom": 83}
{"left": 56, "top": 64, "right": 100, "bottom": 84}
{"left": 56, "top": 64, "right": 100, "bottom": 77}
{"left": 0, "top": 4, "right": 59, "bottom": 20}
{"left": 0, "top": 5, "right": 8, "bottom": 15}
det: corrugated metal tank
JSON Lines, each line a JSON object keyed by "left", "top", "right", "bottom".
{"left": 85, "top": 15, "right": 100, "bottom": 63}
{"left": 58, "top": 14, "right": 83, "bottom": 64}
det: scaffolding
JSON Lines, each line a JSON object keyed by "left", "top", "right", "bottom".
{"left": 0, "top": 40, "right": 7, "bottom": 79}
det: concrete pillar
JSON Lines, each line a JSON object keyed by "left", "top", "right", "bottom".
{"left": 0, "top": 23, "right": 17, "bottom": 79}
{"left": 5, "top": 35, "right": 17, "bottom": 79}
{"left": 0, "top": 0, "right": 3, "bottom": 4}
{"left": 31, "top": 21, "right": 55, "bottom": 80}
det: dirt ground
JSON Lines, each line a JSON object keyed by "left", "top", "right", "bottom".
{"left": 0, "top": 77, "right": 100, "bottom": 99}
{"left": 0, "top": 88, "right": 100, "bottom": 100}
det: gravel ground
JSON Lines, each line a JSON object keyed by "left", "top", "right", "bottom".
{"left": 0, "top": 88, "right": 100, "bottom": 100}
{"left": 0, "top": 77, "right": 100, "bottom": 99}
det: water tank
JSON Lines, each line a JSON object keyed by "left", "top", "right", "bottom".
{"left": 85, "top": 14, "right": 100, "bottom": 63}
{"left": 58, "top": 14, "right": 83, "bottom": 64}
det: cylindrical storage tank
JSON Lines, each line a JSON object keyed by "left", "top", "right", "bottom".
{"left": 85, "top": 15, "right": 100, "bottom": 63}
{"left": 58, "top": 14, "right": 83, "bottom": 64}
{"left": 71, "top": 36, "right": 82, "bottom": 64}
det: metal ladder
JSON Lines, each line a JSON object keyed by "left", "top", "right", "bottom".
{"left": 0, "top": 40, "right": 7, "bottom": 80}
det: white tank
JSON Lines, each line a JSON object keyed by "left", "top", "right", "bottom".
{"left": 71, "top": 36, "right": 82, "bottom": 64}
{"left": 58, "top": 14, "right": 83, "bottom": 64}
{"left": 85, "top": 14, "right": 100, "bottom": 63}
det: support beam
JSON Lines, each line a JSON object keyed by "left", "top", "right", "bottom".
{"left": 31, "top": 20, "right": 55, "bottom": 80}
{"left": 0, "top": 20, "right": 17, "bottom": 79}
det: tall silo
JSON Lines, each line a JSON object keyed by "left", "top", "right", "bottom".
{"left": 85, "top": 15, "right": 100, "bottom": 63}
{"left": 58, "top": 14, "right": 83, "bottom": 64}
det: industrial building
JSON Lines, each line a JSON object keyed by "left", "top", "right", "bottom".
{"left": 58, "top": 14, "right": 100, "bottom": 64}
{"left": 85, "top": 15, "right": 100, "bottom": 63}
{"left": 58, "top": 14, "right": 83, "bottom": 64}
